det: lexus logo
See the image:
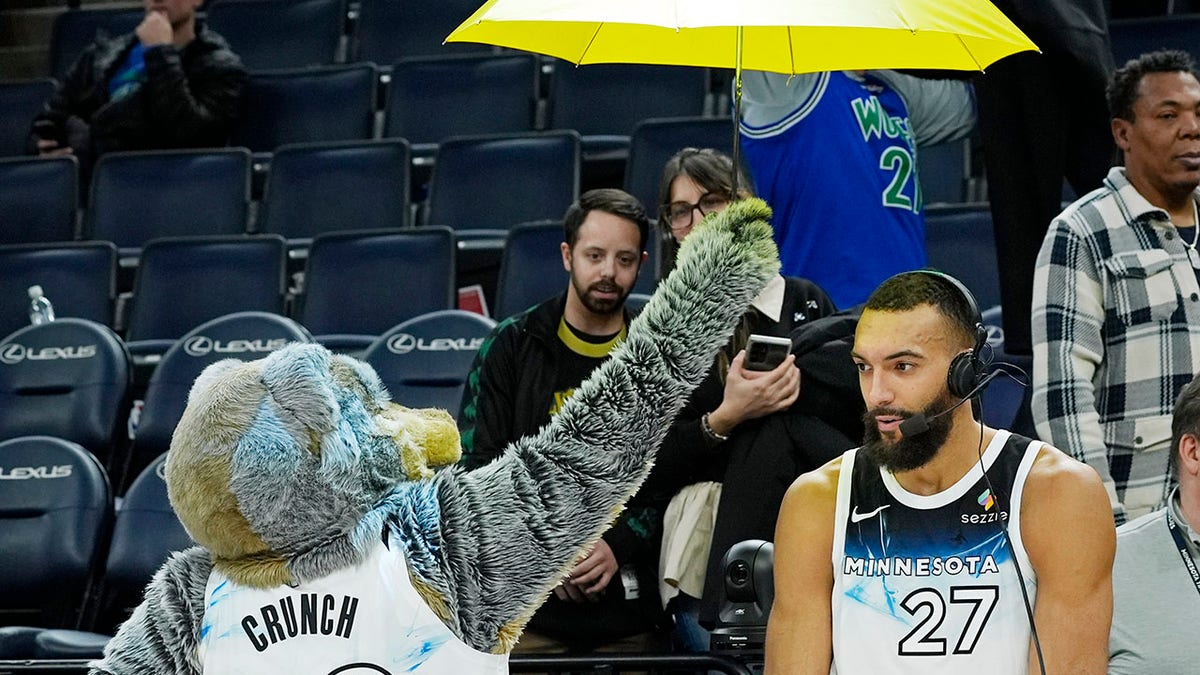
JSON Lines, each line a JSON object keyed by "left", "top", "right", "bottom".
{"left": 0, "top": 343, "right": 97, "bottom": 365}
{"left": 183, "top": 336, "right": 289, "bottom": 357}
{"left": 386, "top": 334, "right": 484, "bottom": 355}
{"left": 0, "top": 465, "right": 73, "bottom": 480}
{"left": 387, "top": 333, "right": 417, "bottom": 354}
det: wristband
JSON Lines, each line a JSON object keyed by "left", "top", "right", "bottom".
{"left": 701, "top": 412, "right": 729, "bottom": 443}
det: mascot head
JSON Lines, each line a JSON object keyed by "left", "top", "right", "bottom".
{"left": 164, "top": 344, "right": 460, "bottom": 588}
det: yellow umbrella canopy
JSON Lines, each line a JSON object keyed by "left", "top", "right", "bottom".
{"left": 445, "top": 0, "right": 1038, "bottom": 74}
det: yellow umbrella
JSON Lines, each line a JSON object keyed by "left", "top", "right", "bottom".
{"left": 445, "top": 0, "right": 1037, "bottom": 74}
{"left": 445, "top": 0, "right": 1038, "bottom": 191}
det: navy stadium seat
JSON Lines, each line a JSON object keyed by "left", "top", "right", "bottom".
{"left": 625, "top": 293, "right": 652, "bottom": 314}
{"left": 425, "top": 131, "right": 580, "bottom": 236}
{"left": 924, "top": 204, "right": 1002, "bottom": 312}
{"left": 123, "top": 235, "right": 287, "bottom": 359}
{"left": 354, "top": 0, "right": 493, "bottom": 62}
{"left": 0, "top": 79, "right": 56, "bottom": 157}
{"left": 42, "top": 453, "right": 192, "bottom": 656}
{"left": 0, "top": 436, "right": 111, "bottom": 628}
{"left": 232, "top": 64, "right": 378, "bottom": 153}
{"left": 1110, "top": 15, "right": 1200, "bottom": 68}
{"left": 1, "top": 453, "right": 193, "bottom": 658}
{"left": 918, "top": 138, "right": 969, "bottom": 206}
{"left": 0, "top": 319, "right": 129, "bottom": 463}
{"left": 85, "top": 149, "right": 251, "bottom": 253}
{"left": 383, "top": 54, "right": 538, "bottom": 157}
{"left": 362, "top": 310, "right": 496, "bottom": 414}
{"left": 635, "top": 229, "right": 662, "bottom": 296}
{"left": 205, "top": 0, "right": 345, "bottom": 70}
{"left": 124, "top": 311, "right": 313, "bottom": 490}
{"left": 97, "top": 454, "right": 192, "bottom": 616}
{"left": 624, "top": 117, "right": 734, "bottom": 216}
{"left": 492, "top": 221, "right": 566, "bottom": 320}
{"left": 296, "top": 228, "right": 456, "bottom": 351}
{"left": 48, "top": 7, "right": 143, "bottom": 80}
{"left": 978, "top": 306, "right": 1033, "bottom": 432}
{"left": 0, "top": 155, "right": 78, "bottom": 245}
{"left": 0, "top": 241, "right": 117, "bottom": 339}
{"left": 547, "top": 63, "right": 710, "bottom": 156}
{"left": 258, "top": 139, "right": 411, "bottom": 240}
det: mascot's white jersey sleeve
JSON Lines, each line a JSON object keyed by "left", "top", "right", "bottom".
{"left": 830, "top": 430, "right": 1039, "bottom": 675}
{"left": 198, "top": 539, "right": 507, "bottom": 674}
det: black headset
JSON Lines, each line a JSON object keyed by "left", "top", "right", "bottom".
{"left": 894, "top": 269, "right": 987, "bottom": 400}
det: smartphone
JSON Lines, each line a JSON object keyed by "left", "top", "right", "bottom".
{"left": 744, "top": 334, "right": 792, "bottom": 372}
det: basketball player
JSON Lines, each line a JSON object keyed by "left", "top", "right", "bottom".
{"left": 765, "top": 271, "right": 1115, "bottom": 674}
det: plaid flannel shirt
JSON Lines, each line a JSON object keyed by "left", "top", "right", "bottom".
{"left": 1032, "top": 167, "right": 1200, "bottom": 524}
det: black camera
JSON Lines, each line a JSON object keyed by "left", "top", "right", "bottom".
{"left": 710, "top": 539, "right": 775, "bottom": 657}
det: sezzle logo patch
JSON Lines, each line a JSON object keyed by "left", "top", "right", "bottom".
{"left": 183, "top": 336, "right": 289, "bottom": 357}
{"left": 0, "top": 465, "right": 73, "bottom": 480}
{"left": 386, "top": 334, "right": 484, "bottom": 355}
{"left": 962, "top": 488, "right": 1007, "bottom": 524}
{"left": 977, "top": 488, "right": 995, "bottom": 511}
{"left": 0, "top": 343, "right": 97, "bottom": 365}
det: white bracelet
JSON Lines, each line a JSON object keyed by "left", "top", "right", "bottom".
{"left": 701, "top": 412, "right": 729, "bottom": 443}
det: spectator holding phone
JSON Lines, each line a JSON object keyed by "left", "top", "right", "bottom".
{"left": 647, "top": 148, "right": 849, "bottom": 649}
{"left": 29, "top": 0, "right": 245, "bottom": 175}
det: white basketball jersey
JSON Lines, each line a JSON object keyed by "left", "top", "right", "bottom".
{"left": 199, "top": 539, "right": 509, "bottom": 674}
{"left": 830, "top": 430, "right": 1039, "bottom": 674}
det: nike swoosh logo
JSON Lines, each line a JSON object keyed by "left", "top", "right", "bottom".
{"left": 850, "top": 504, "right": 890, "bottom": 523}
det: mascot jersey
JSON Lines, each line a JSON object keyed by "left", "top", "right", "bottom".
{"left": 831, "top": 430, "right": 1039, "bottom": 674}
{"left": 198, "top": 539, "right": 506, "bottom": 674}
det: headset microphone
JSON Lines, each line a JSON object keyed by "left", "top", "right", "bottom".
{"left": 896, "top": 369, "right": 1003, "bottom": 437}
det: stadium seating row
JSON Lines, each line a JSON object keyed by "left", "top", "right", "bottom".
{"left": 0, "top": 226, "right": 577, "bottom": 350}
{"left": 1, "top": 54, "right": 969, "bottom": 204}
{"left": 0, "top": 128, "right": 673, "bottom": 243}
{"left": 0, "top": 198, "right": 995, "bottom": 348}
{"left": 0, "top": 308, "right": 496, "bottom": 492}
{"left": 0, "top": 55, "right": 714, "bottom": 159}
{"left": 46, "top": 0, "right": 498, "bottom": 79}
{"left": 1, "top": 122, "right": 972, "bottom": 250}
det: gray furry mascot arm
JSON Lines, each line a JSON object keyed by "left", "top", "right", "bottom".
{"left": 91, "top": 199, "right": 779, "bottom": 674}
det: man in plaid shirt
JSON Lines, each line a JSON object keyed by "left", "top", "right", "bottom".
{"left": 1033, "top": 50, "right": 1200, "bottom": 524}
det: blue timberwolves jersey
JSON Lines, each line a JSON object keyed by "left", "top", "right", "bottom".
{"left": 831, "top": 430, "right": 1039, "bottom": 674}
{"left": 740, "top": 71, "right": 927, "bottom": 309}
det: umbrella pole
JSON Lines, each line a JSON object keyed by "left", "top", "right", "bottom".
{"left": 731, "top": 25, "right": 744, "bottom": 200}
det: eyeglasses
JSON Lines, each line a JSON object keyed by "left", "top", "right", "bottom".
{"left": 662, "top": 192, "right": 731, "bottom": 231}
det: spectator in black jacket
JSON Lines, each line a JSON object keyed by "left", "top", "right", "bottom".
{"left": 651, "top": 148, "right": 854, "bottom": 647}
{"left": 457, "top": 189, "right": 671, "bottom": 657}
{"left": 30, "top": 0, "right": 245, "bottom": 173}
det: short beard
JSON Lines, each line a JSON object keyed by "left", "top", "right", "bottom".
{"left": 571, "top": 277, "right": 629, "bottom": 317}
{"left": 861, "top": 391, "right": 958, "bottom": 473}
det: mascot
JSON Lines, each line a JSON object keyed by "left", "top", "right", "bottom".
{"left": 90, "top": 199, "right": 779, "bottom": 674}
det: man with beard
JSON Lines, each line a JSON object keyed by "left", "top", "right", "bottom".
{"left": 457, "top": 188, "right": 667, "bottom": 656}
{"left": 765, "top": 270, "right": 1115, "bottom": 674}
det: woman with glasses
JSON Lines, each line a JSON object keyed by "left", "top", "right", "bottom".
{"left": 650, "top": 148, "right": 856, "bottom": 652}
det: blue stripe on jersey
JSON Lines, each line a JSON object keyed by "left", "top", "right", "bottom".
{"left": 740, "top": 71, "right": 831, "bottom": 138}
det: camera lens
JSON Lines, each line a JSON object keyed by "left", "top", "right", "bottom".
{"left": 728, "top": 560, "right": 751, "bottom": 586}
